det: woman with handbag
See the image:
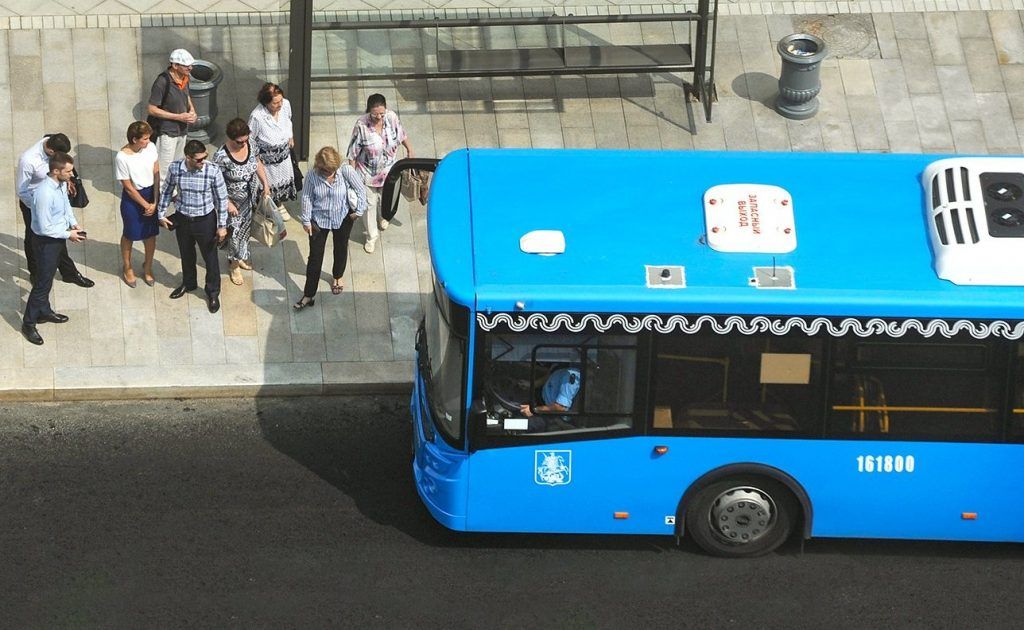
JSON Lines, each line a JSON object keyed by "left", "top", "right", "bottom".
{"left": 248, "top": 82, "right": 296, "bottom": 221}
{"left": 115, "top": 121, "right": 160, "bottom": 287}
{"left": 213, "top": 118, "right": 271, "bottom": 285}
{"left": 346, "top": 93, "right": 413, "bottom": 254}
{"left": 294, "top": 147, "right": 367, "bottom": 310}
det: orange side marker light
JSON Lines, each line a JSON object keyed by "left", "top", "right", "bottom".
{"left": 961, "top": 512, "right": 978, "bottom": 520}
{"left": 654, "top": 446, "right": 669, "bottom": 455}
{"left": 613, "top": 512, "right": 630, "bottom": 520}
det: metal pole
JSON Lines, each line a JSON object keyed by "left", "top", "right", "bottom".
{"left": 287, "top": 0, "right": 313, "bottom": 160}
{"left": 692, "top": 0, "right": 709, "bottom": 116}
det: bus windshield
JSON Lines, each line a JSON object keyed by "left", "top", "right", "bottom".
{"left": 422, "top": 281, "right": 464, "bottom": 443}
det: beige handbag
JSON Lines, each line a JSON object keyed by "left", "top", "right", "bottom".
{"left": 253, "top": 197, "right": 284, "bottom": 247}
{"left": 401, "top": 169, "right": 423, "bottom": 202}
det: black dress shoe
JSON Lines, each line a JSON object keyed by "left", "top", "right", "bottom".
{"left": 21, "top": 324, "right": 43, "bottom": 345}
{"left": 208, "top": 295, "right": 221, "bottom": 314}
{"left": 169, "top": 285, "right": 196, "bottom": 299}
{"left": 37, "top": 312, "right": 69, "bottom": 324}
{"left": 62, "top": 273, "right": 95, "bottom": 288}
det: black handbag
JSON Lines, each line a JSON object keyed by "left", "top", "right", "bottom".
{"left": 290, "top": 149, "right": 303, "bottom": 191}
{"left": 69, "top": 168, "right": 89, "bottom": 208}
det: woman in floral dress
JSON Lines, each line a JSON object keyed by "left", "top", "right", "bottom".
{"left": 213, "top": 117, "right": 271, "bottom": 285}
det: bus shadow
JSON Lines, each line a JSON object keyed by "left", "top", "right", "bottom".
{"left": 256, "top": 394, "right": 675, "bottom": 552}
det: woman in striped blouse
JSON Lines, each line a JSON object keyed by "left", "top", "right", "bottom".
{"left": 294, "top": 146, "right": 367, "bottom": 310}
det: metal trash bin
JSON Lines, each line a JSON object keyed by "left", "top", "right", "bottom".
{"left": 775, "top": 33, "right": 828, "bottom": 120}
{"left": 187, "top": 59, "right": 224, "bottom": 143}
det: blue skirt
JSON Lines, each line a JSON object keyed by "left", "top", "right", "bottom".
{"left": 121, "top": 185, "right": 159, "bottom": 241}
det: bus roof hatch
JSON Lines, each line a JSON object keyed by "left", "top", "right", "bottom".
{"left": 704, "top": 184, "right": 797, "bottom": 254}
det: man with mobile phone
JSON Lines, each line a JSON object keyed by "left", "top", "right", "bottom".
{"left": 21, "top": 152, "right": 86, "bottom": 346}
{"left": 16, "top": 133, "right": 94, "bottom": 288}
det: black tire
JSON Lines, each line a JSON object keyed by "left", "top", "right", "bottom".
{"left": 684, "top": 476, "right": 798, "bottom": 558}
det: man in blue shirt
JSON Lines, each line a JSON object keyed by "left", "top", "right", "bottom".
{"left": 22, "top": 153, "right": 87, "bottom": 346}
{"left": 16, "top": 133, "right": 94, "bottom": 287}
{"left": 520, "top": 366, "right": 582, "bottom": 423}
{"left": 157, "top": 139, "right": 229, "bottom": 313}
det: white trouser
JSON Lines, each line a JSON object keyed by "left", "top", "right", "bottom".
{"left": 363, "top": 177, "right": 382, "bottom": 244}
{"left": 156, "top": 134, "right": 187, "bottom": 183}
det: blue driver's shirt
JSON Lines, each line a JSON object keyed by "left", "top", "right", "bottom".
{"left": 542, "top": 367, "right": 581, "bottom": 408}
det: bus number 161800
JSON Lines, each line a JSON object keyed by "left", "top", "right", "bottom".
{"left": 856, "top": 455, "right": 915, "bottom": 473}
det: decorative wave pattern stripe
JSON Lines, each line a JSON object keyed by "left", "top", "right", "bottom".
{"left": 476, "top": 313, "right": 1024, "bottom": 339}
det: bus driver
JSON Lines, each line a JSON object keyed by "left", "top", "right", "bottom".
{"left": 520, "top": 366, "right": 581, "bottom": 418}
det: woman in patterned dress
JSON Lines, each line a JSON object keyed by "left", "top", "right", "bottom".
{"left": 213, "top": 117, "right": 271, "bottom": 285}
{"left": 346, "top": 93, "right": 413, "bottom": 254}
{"left": 248, "top": 82, "right": 296, "bottom": 221}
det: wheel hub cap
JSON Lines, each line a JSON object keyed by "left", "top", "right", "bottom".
{"left": 709, "top": 487, "right": 775, "bottom": 544}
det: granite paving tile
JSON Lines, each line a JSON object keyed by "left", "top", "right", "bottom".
{"left": 950, "top": 119, "right": 989, "bottom": 152}
{"left": 872, "top": 13, "right": 901, "bottom": 59}
{"left": 976, "top": 91, "right": 1020, "bottom": 150}
{"left": 871, "top": 59, "right": 916, "bottom": 122}
{"left": 962, "top": 37, "right": 1006, "bottom": 93}
{"left": 911, "top": 92, "right": 955, "bottom": 148}
{"left": 897, "top": 38, "right": 940, "bottom": 94}
{"left": 883, "top": 119, "right": 923, "bottom": 152}
{"left": 923, "top": 12, "right": 965, "bottom": 64}
{"left": 988, "top": 10, "right": 1024, "bottom": 64}
{"left": 936, "top": 65, "right": 982, "bottom": 121}
{"left": 787, "top": 117, "right": 826, "bottom": 151}
{"left": 955, "top": 10, "right": 993, "bottom": 39}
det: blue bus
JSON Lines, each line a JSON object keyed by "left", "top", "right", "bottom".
{"left": 382, "top": 149, "right": 1024, "bottom": 557}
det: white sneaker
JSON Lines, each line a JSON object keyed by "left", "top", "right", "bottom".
{"left": 379, "top": 218, "right": 389, "bottom": 230}
{"left": 364, "top": 239, "right": 376, "bottom": 254}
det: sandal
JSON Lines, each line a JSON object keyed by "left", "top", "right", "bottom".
{"left": 293, "top": 297, "right": 315, "bottom": 310}
{"left": 331, "top": 282, "right": 344, "bottom": 295}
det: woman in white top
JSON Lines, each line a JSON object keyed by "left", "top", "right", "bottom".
{"left": 114, "top": 120, "right": 160, "bottom": 288}
{"left": 248, "top": 82, "right": 296, "bottom": 221}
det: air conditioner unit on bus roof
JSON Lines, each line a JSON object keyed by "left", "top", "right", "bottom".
{"left": 922, "top": 157, "right": 1024, "bottom": 286}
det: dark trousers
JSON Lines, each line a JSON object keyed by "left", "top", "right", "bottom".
{"left": 303, "top": 218, "right": 356, "bottom": 298}
{"left": 23, "top": 233, "right": 64, "bottom": 325}
{"left": 20, "top": 200, "right": 79, "bottom": 279}
{"left": 174, "top": 212, "right": 221, "bottom": 298}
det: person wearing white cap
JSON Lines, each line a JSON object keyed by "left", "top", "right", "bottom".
{"left": 147, "top": 48, "right": 198, "bottom": 183}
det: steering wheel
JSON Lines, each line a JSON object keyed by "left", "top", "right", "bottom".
{"left": 483, "top": 371, "right": 527, "bottom": 413}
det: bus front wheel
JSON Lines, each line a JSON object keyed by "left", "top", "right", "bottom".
{"left": 685, "top": 476, "right": 797, "bottom": 558}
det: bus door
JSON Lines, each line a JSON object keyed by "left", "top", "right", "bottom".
{"left": 466, "top": 331, "right": 655, "bottom": 534}
{"left": 816, "top": 334, "right": 1022, "bottom": 542}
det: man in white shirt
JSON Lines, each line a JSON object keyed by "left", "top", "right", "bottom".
{"left": 16, "top": 133, "right": 94, "bottom": 287}
{"left": 22, "top": 153, "right": 87, "bottom": 346}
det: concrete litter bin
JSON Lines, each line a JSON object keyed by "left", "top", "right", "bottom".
{"left": 187, "top": 59, "right": 224, "bottom": 143}
{"left": 775, "top": 33, "right": 828, "bottom": 120}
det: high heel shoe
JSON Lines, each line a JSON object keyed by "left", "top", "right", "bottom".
{"left": 122, "top": 271, "right": 137, "bottom": 288}
{"left": 293, "top": 297, "right": 315, "bottom": 310}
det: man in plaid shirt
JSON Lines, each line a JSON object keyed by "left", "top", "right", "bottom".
{"left": 157, "top": 139, "right": 229, "bottom": 313}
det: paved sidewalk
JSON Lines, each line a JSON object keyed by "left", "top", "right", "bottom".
{"left": 2, "top": 7, "right": 1024, "bottom": 400}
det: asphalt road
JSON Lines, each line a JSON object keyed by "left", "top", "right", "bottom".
{"left": 0, "top": 395, "right": 1021, "bottom": 628}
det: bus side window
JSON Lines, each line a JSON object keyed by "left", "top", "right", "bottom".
{"left": 651, "top": 333, "right": 823, "bottom": 436}
{"left": 827, "top": 335, "right": 1001, "bottom": 441}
